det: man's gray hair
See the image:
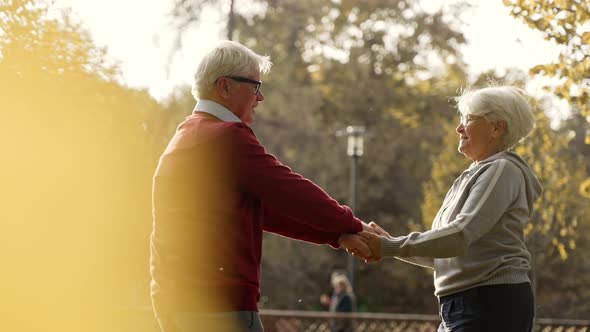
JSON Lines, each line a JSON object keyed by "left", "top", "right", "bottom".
{"left": 454, "top": 86, "right": 536, "bottom": 150}
{"left": 192, "top": 40, "right": 272, "bottom": 99}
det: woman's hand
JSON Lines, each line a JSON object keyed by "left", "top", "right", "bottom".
{"left": 368, "top": 221, "right": 393, "bottom": 239}
{"left": 358, "top": 231, "right": 383, "bottom": 263}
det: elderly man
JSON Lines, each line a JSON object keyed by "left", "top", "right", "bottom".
{"left": 150, "top": 40, "right": 373, "bottom": 332}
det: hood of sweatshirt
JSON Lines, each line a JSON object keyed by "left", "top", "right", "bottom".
{"left": 472, "top": 151, "right": 543, "bottom": 216}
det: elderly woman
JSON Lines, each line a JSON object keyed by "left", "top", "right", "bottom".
{"left": 329, "top": 274, "right": 355, "bottom": 332}
{"left": 361, "top": 86, "right": 542, "bottom": 332}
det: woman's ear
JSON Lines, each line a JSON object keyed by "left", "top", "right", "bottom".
{"left": 493, "top": 120, "right": 507, "bottom": 138}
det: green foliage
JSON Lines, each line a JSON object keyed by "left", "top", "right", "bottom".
{"left": 514, "top": 110, "right": 588, "bottom": 261}
{"left": 504, "top": 0, "right": 590, "bottom": 184}
{"left": 500, "top": 1, "right": 590, "bottom": 317}
{"left": 503, "top": 0, "right": 590, "bottom": 111}
{"left": 516, "top": 107, "right": 590, "bottom": 317}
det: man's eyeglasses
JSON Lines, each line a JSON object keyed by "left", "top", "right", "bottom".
{"left": 225, "top": 76, "right": 262, "bottom": 94}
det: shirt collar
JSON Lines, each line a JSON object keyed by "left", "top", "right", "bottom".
{"left": 193, "top": 99, "right": 242, "bottom": 123}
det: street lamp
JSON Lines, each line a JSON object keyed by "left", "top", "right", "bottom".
{"left": 337, "top": 125, "right": 366, "bottom": 288}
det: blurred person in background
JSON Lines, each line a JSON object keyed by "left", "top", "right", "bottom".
{"left": 360, "top": 86, "right": 542, "bottom": 332}
{"left": 150, "top": 40, "right": 376, "bottom": 332}
{"left": 320, "top": 270, "right": 348, "bottom": 308}
{"left": 322, "top": 273, "right": 355, "bottom": 332}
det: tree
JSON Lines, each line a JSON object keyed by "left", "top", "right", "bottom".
{"left": 171, "top": 0, "right": 237, "bottom": 41}
{"left": 503, "top": 0, "right": 590, "bottom": 198}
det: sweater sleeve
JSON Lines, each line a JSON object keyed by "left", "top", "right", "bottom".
{"left": 394, "top": 256, "right": 434, "bottom": 269}
{"left": 262, "top": 204, "right": 341, "bottom": 248}
{"left": 382, "top": 160, "right": 522, "bottom": 258}
{"left": 232, "top": 125, "right": 363, "bottom": 235}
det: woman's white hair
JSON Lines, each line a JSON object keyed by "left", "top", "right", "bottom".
{"left": 332, "top": 274, "right": 353, "bottom": 293}
{"left": 192, "top": 40, "right": 272, "bottom": 99}
{"left": 454, "top": 86, "right": 536, "bottom": 150}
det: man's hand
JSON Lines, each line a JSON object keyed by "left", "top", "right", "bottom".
{"left": 358, "top": 231, "right": 383, "bottom": 263}
{"left": 338, "top": 233, "right": 372, "bottom": 259}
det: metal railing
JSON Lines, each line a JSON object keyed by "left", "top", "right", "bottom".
{"left": 259, "top": 310, "right": 590, "bottom": 332}
{"left": 116, "top": 306, "right": 590, "bottom": 332}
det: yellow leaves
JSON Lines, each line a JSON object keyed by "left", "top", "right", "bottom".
{"left": 551, "top": 238, "right": 568, "bottom": 260}
{"left": 542, "top": 205, "right": 555, "bottom": 222}
{"left": 573, "top": 60, "right": 589, "bottom": 78}
{"left": 559, "top": 228, "right": 567, "bottom": 237}
{"left": 514, "top": 145, "right": 529, "bottom": 156}
{"left": 558, "top": 243, "right": 568, "bottom": 260}
{"left": 580, "top": 177, "right": 590, "bottom": 199}
{"left": 520, "top": 105, "right": 590, "bottom": 261}
{"left": 285, "top": 146, "right": 298, "bottom": 161}
{"left": 533, "top": 17, "right": 550, "bottom": 31}
{"left": 529, "top": 64, "right": 548, "bottom": 76}
{"left": 535, "top": 63, "right": 562, "bottom": 77}
{"left": 533, "top": 163, "right": 543, "bottom": 175}
{"left": 414, "top": 79, "right": 433, "bottom": 95}
{"left": 554, "top": 85, "right": 570, "bottom": 98}
{"left": 387, "top": 107, "right": 419, "bottom": 128}
{"left": 569, "top": 239, "right": 576, "bottom": 250}
{"left": 510, "top": 0, "right": 590, "bottom": 121}
{"left": 318, "top": 83, "right": 333, "bottom": 97}
{"left": 524, "top": 222, "right": 534, "bottom": 236}
{"left": 309, "top": 68, "right": 324, "bottom": 82}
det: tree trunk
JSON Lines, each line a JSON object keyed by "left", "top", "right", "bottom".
{"left": 227, "top": 0, "right": 235, "bottom": 40}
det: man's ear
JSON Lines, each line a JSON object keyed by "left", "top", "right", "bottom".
{"left": 216, "top": 77, "right": 231, "bottom": 98}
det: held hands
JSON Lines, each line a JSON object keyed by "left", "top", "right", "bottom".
{"left": 338, "top": 233, "right": 372, "bottom": 259}
{"left": 338, "top": 221, "right": 393, "bottom": 263}
{"left": 358, "top": 230, "right": 382, "bottom": 263}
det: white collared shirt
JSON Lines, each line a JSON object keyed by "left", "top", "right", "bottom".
{"left": 193, "top": 99, "right": 242, "bottom": 123}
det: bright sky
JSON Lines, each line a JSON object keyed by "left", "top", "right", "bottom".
{"left": 50, "top": 0, "right": 561, "bottom": 103}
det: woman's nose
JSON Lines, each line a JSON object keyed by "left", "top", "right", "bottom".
{"left": 456, "top": 123, "right": 464, "bottom": 134}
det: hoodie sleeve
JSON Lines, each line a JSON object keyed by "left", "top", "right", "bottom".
{"left": 382, "top": 159, "right": 523, "bottom": 258}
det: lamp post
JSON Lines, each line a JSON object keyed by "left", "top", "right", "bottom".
{"left": 337, "top": 125, "right": 366, "bottom": 288}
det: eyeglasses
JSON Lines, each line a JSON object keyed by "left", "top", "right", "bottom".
{"left": 459, "top": 114, "right": 485, "bottom": 126}
{"left": 224, "top": 76, "right": 262, "bottom": 94}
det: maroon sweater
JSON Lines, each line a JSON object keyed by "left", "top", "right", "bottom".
{"left": 150, "top": 112, "right": 362, "bottom": 313}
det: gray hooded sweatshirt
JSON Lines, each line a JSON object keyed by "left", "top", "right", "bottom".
{"left": 382, "top": 151, "right": 543, "bottom": 297}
